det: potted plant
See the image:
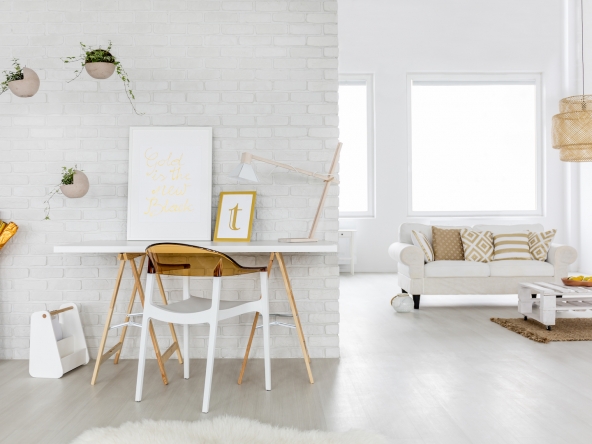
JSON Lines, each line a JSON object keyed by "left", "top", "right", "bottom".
{"left": 63, "top": 41, "right": 141, "bottom": 114}
{"left": 44, "top": 166, "right": 89, "bottom": 220}
{"left": 0, "top": 58, "right": 40, "bottom": 98}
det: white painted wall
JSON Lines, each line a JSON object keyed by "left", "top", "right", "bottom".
{"left": 339, "top": 0, "right": 568, "bottom": 272}
{"left": 578, "top": 0, "right": 592, "bottom": 273}
{"left": 0, "top": 0, "right": 339, "bottom": 360}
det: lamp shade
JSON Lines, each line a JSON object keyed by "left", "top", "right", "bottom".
{"left": 552, "top": 95, "right": 592, "bottom": 162}
{"left": 229, "top": 162, "right": 259, "bottom": 182}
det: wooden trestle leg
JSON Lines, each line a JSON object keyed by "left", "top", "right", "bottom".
{"left": 90, "top": 253, "right": 182, "bottom": 386}
{"left": 238, "top": 252, "right": 314, "bottom": 385}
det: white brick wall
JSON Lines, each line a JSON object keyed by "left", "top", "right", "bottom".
{"left": 0, "top": 0, "right": 339, "bottom": 360}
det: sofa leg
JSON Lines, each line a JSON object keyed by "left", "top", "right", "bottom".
{"left": 401, "top": 289, "right": 408, "bottom": 294}
{"left": 413, "top": 295, "right": 420, "bottom": 309}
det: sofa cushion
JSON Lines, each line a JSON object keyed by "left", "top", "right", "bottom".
{"left": 488, "top": 260, "right": 554, "bottom": 277}
{"left": 528, "top": 229, "right": 556, "bottom": 261}
{"left": 432, "top": 227, "right": 465, "bottom": 261}
{"left": 460, "top": 229, "right": 494, "bottom": 263}
{"left": 492, "top": 231, "right": 532, "bottom": 261}
{"left": 424, "top": 260, "right": 490, "bottom": 277}
{"left": 411, "top": 230, "right": 434, "bottom": 262}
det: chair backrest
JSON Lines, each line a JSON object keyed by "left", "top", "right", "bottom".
{"left": 146, "top": 243, "right": 266, "bottom": 277}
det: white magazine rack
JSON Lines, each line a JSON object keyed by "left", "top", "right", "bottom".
{"left": 29, "top": 303, "right": 89, "bottom": 378}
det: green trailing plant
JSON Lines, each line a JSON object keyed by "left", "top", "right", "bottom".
{"left": 63, "top": 41, "right": 142, "bottom": 114}
{"left": 0, "top": 58, "right": 24, "bottom": 96}
{"left": 44, "top": 166, "right": 80, "bottom": 220}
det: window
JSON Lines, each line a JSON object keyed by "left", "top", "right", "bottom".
{"left": 338, "top": 74, "right": 375, "bottom": 217}
{"left": 409, "top": 74, "right": 542, "bottom": 216}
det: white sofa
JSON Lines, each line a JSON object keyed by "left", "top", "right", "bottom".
{"left": 388, "top": 223, "right": 577, "bottom": 309}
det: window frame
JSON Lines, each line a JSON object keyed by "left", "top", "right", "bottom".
{"left": 407, "top": 72, "right": 544, "bottom": 217}
{"left": 338, "top": 73, "right": 376, "bottom": 218}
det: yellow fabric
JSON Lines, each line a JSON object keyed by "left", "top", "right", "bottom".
{"left": 0, "top": 222, "right": 18, "bottom": 250}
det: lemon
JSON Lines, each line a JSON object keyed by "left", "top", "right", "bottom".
{"left": 571, "top": 276, "right": 584, "bottom": 281}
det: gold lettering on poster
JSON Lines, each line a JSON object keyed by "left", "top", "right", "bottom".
{"left": 228, "top": 204, "right": 242, "bottom": 231}
{"left": 143, "top": 148, "right": 194, "bottom": 217}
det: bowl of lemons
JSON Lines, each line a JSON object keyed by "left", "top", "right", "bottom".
{"left": 562, "top": 276, "right": 592, "bottom": 286}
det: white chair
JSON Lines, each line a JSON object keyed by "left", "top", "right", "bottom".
{"left": 135, "top": 243, "right": 271, "bottom": 413}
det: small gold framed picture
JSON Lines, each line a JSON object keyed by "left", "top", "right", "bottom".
{"left": 214, "top": 191, "right": 256, "bottom": 242}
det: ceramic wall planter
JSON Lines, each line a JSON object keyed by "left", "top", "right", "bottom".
{"left": 7, "top": 68, "right": 40, "bottom": 98}
{"left": 60, "top": 171, "right": 89, "bottom": 198}
{"left": 85, "top": 62, "right": 115, "bottom": 80}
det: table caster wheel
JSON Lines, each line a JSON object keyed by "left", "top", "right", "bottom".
{"left": 524, "top": 316, "right": 528, "bottom": 321}
{"left": 546, "top": 325, "right": 552, "bottom": 331}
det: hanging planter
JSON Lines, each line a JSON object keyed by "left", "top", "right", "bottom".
{"left": 84, "top": 62, "right": 116, "bottom": 80}
{"left": 44, "top": 166, "right": 89, "bottom": 220}
{"left": 60, "top": 170, "right": 89, "bottom": 198}
{"left": 63, "top": 41, "right": 141, "bottom": 114}
{"left": 1, "top": 59, "right": 40, "bottom": 98}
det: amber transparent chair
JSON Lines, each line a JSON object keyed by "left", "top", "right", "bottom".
{"left": 135, "top": 243, "right": 271, "bottom": 413}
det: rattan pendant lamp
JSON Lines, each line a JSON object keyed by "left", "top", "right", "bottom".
{"left": 553, "top": 0, "right": 592, "bottom": 161}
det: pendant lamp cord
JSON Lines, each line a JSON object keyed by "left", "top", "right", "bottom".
{"left": 582, "top": 0, "right": 585, "bottom": 96}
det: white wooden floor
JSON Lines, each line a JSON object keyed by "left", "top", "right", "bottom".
{"left": 2, "top": 273, "right": 592, "bottom": 443}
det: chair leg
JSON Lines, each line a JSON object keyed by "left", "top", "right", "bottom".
{"left": 183, "top": 276, "right": 190, "bottom": 379}
{"left": 183, "top": 324, "right": 189, "bottom": 379}
{"left": 261, "top": 272, "right": 271, "bottom": 391}
{"left": 135, "top": 315, "right": 151, "bottom": 402}
{"left": 202, "top": 276, "right": 221, "bottom": 414}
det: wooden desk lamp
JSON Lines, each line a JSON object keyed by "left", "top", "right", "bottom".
{"left": 229, "top": 142, "right": 342, "bottom": 243}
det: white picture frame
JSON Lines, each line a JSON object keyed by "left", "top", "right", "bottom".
{"left": 127, "top": 127, "right": 212, "bottom": 241}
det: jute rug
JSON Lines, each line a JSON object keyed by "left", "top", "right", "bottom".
{"left": 491, "top": 317, "right": 592, "bottom": 343}
{"left": 70, "top": 416, "right": 388, "bottom": 444}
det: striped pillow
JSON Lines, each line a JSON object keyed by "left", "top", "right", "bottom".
{"left": 492, "top": 232, "right": 532, "bottom": 261}
{"left": 411, "top": 230, "right": 434, "bottom": 262}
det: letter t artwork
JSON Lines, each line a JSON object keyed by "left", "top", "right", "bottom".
{"left": 214, "top": 191, "right": 257, "bottom": 242}
{"left": 228, "top": 204, "right": 242, "bottom": 231}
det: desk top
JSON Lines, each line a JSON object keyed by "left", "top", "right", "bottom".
{"left": 54, "top": 240, "right": 338, "bottom": 254}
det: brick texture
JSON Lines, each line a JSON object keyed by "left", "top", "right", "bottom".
{"left": 0, "top": 0, "right": 339, "bottom": 360}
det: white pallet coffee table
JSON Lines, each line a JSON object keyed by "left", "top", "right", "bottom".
{"left": 519, "top": 281, "right": 592, "bottom": 330}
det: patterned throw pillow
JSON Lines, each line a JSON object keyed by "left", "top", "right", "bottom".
{"left": 432, "top": 227, "right": 465, "bottom": 261}
{"left": 411, "top": 230, "right": 434, "bottom": 262}
{"left": 492, "top": 232, "right": 532, "bottom": 261}
{"left": 460, "top": 229, "right": 494, "bottom": 263}
{"left": 528, "top": 229, "right": 556, "bottom": 261}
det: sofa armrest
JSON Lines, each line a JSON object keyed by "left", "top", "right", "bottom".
{"left": 389, "top": 242, "right": 424, "bottom": 279}
{"left": 546, "top": 243, "right": 577, "bottom": 277}
{"left": 388, "top": 242, "right": 424, "bottom": 266}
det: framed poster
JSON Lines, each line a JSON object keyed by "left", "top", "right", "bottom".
{"left": 127, "top": 127, "right": 212, "bottom": 241}
{"left": 214, "top": 191, "right": 256, "bottom": 242}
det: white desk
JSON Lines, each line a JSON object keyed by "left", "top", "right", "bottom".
{"left": 55, "top": 240, "right": 337, "bottom": 255}
{"left": 54, "top": 241, "right": 337, "bottom": 386}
